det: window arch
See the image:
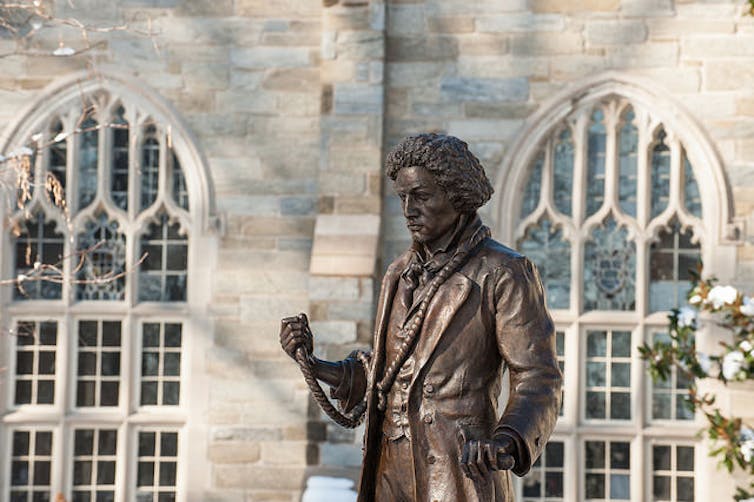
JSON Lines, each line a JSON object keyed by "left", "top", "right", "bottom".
{"left": 0, "top": 73, "right": 215, "bottom": 502}
{"left": 496, "top": 74, "right": 734, "bottom": 502}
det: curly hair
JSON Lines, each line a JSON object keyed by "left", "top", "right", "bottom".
{"left": 385, "top": 133, "right": 494, "bottom": 213}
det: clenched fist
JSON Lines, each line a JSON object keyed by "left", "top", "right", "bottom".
{"left": 280, "top": 313, "right": 313, "bottom": 361}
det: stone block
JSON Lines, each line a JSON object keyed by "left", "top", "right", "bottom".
{"left": 620, "top": 0, "right": 673, "bottom": 17}
{"left": 427, "top": 15, "right": 474, "bottom": 33}
{"left": 308, "top": 321, "right": 358, "bottom": 344}
{"left": 214, "top": 466, "right": 307, "bottom": 490}
{"left": 323, "top": 7, "right": 371, "bottom": 31}
{"left": 260, "top": 441, "right": 311, "bottom": 465}
{"left": 510, "top": 32, "right": 583, "bottom": 55}
{"left": 586, "top": 20, "right": 647, "bottom": 46}
{"left": 240, "top": 295, "right": 310, "bottom": 323}
{"left": 476, "top": 13, "right": 565, "bottom": 33}
{"left": 457, "top": 56, "right": 549, "bottom": 79}
{"left": 608, "top": 42, "right": 678, "bottom": 69}
{"left": 175, "top": 0, "right": 233, "bottom": 16}
{"left": 440, "top": 76, "right": 529, "bottom": 103}
{"left": 457, "top": 34, "right": 509, "bottom": 56}
{"left": 320, "top": 443, "right": 363, "bottom": 467}
{"left": 334, "top": 195, "right": 382, "bottom": 214}
{"left": 464, "top": 102, "right": 538, "bottom": 119}
{"left": 633, "top": 67, "right": 701, "bottom": 94}
{"left": 262, "top": 68, "right": 320, "bottom": 92}
{"left": 280, "top": 196, "right": 316, "bottom": 216}
{"left": 309, "top": 277, "right": 361, "bottom": 300}
{"left": 411, "top": 100, "right": 463, "bottom": 117}
{"left": 333, "top": 83, "right": 384, "bottom": 115}
{"left": 328, "top": 146, "right": 382, "bottom": 172}
{"left": 704, "top": 60, "right": 754, "bottom": 91}
{"left": 447, "top": 119, "right": 524, "bottom": 142}
{"left": 231, "top": 47, "right": 311, "bottom": 69}
{"left": 212, "top": 425, "right": 282, "bottom": 442}
{"left": 675, "top": 92, "right": 736, "bottom": 120}
{"left": 386, "top": 36, "right": 459, "bottom": 62}
{"left": 319, "top": 172, "right": 368, "bottom": 195}
{"left": 426, "top": 0, "right": 528, "bottom": 15}
{"left": 387, "top": 4, "right": 427, "bottom": 35}
{"left": 209, "top": 442, "right": 262, "bottom": 463}
{"left": 683, "top": 35, "right": 754, "bottom": 60}
{"left": 550, "top": 54, "right": 608, "bottom": 80}
{"left": 647, "top": 19, "right": 735, "bottom": 40}
{"left": 336, "top": 31, "right": 385, "bottom": 61}
{"left": 235, "top": 0, "right": 320, "bottom": 17}
{"left": 737, "top": 97, "right": 754, "bottom": 116}
{"left": 531, "top": 0, "right": 619, "bottom": 11}
{"left": 387, "top": 62, "right": 448, "bottom": 87}
{"left": 215, "top": 90, "right": 277, "bottom": 114}
{"left": 676, "top": 3, "right": 740, "bottom": 18}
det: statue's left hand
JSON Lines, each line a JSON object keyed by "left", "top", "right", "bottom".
{"left": 459, "top": 432, "right": 516, "bottom": 481}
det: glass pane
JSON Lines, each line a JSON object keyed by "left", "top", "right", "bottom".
{"left": 586, "top": 107, "right": 606, "bottom": 218}
{"left": 586, "top": 392, "right": 606, "bottom": 419}
{"left": 75, "top": 429, "right": 95, "bottom": 455}
{"left": 13, "top": 431, "right": 30, "bottom": 455}
{"left": 141, "top": 382, "right": 158, "bottom": 405}
{"left": 584, "top": 218, "right": 636, "bottom": 311}
{"left": 79, "top": 115, "right": 99, "bottom": 210}
{"left": 610, "top": 442, "right": 630, "bottom": 469}
{"left": 78, "top": 353, "right": 97, "bottom": 376}
{"left": 611, "top": 363, "right": 630, "bottom": 387}
{"left": 651, "top": 129, "right": 671, "bottom": 219}
{"left": 159, "top": 461, "right": 177, "bottom": 486}
{"left": 141, "top": 129, "right": 160, "bottom": 211}
{"left": 587, "top": 362, "right": 606, "bottom": 386}
{"left": 521, "top": 151, "right": 544, "bottom": 219}
{"left": 11, "top": 461, "right": 29, "bottom": 485}
{"left": 99, "top": 430, "right": 117, "bottom": 456}
{"left": 37, "top": 381, "right": 54, "bottom": 404}
{"left": 166, "top": 244, "right": 187, "bottom": 270}
{"left": 99, "top": 382, "right": 119, "bottom": 406}
{"left": 73, "top": 460, "right": 93, "bottom": 485}
{"left": 100, "top": 352, "right": 120, "bottom": 376}
{"left": 102, "top": 322, "right": 121, "bottom": 346}
{"left": 523, "top": 476, "right": 541, "bottom": 497}
{"left": 653, "top": 475, "right": 671, "bottom": 499}
{"left": 158, "top": 493, "right": 176, "bottom": 502}
{"left": 33, "top": 460, "right": 50, "bottom": 485}
{"left": 553, "top": 127, "right": 574, "bottom": 216}
{"left": 163, "top": 382, "right": 180, "bottom": 405}
{"left": 96, "top": 493, "right": 114, "bottom": 502}
{"left": 111, "top": 106, "right": 129, "bottom": 211}
{"left": 137, "top": 462, "right": 154, "bottom": 486}
{"left": 545, "top": 471, "right": 563, "bottom": 497}
{"left": 35, "top": 431, "right": 52, "bottom": 455}
{"left": 612, "top": 331, "right": 632, "bottom": 357}
{"left": 546, "top": 441, "right": 564, "bottom": 467}
{"left": 164, "top": 353, "right": 181, "bottom": 376}
{"left": 683, "top": 153, "right": 702, "bottom": 218}
{"left": 676, "top": 397, "right": 695, "bottom": 420}
{"left": 38, "top": 352, "right": 55, "bottom": 375}
{"left": 609, "top": 474, "right": 630, "bottom": 499}
{"left": 653, "top": 445, "right": 671, "bottom": 470}
{"left": 77, "top": 381, "right": 96, "bottom": 407}
{"left": 48, "top": 119, "right": 67, "bottom": 193}
{"left": 97, "top": 461, "right": 116, "bottom": 484}
{"left": 587, "top": 331, "right": 607, "bottom": 356}
{"left": 677, "top": 446, "right": 694, "bottom": 471}
{"left": 517, "top": 219, "right": 570, "bottom": 309}
{"left": 650, "top": 225, "right": 701, "bottom": 313}
{"left": 677, "top": 477, "right": 694, "bottom": 501}
{"left": 652, "top": 393, "right": 672, "bottom": 420}
{"left": 15, "top": 381, "right": 32, "bottom": 404}
{"left": 618, "top": 107, "right": 638, "bottom": 217}
{"left": 165, "top": 324, "right": 182, "bottom": 347}
{"left": 610, "top": 392, "right": 631, "bottom": 419}
{"left": 143, "top": 323, "right": 161, "bottom": 347}
{"left": 142, "top": 353, "right": 159, "bottom": 376}
{"left": 161, "top": 432, "right": 178, "bottom": 456}
{"left": 585, "top": 473, "right": 605, "bottom": 498}
{"left": 139, "top": 432, "right": 156, "bottom": 456}
{"left": 14, "top": 214, "right": 65, "bottom": 300}
{"left": 79, "top": 321, "right": 98, "bottom": 347}
{"left": 171, "top": 151, "right": 189, "bottom": 210}
{"left": 16, "top": 351, "right": 34, "bottom": 374}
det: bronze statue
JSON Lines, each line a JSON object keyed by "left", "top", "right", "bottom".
{"left": 280, "top": 133, "right": 562, "bottom": 501}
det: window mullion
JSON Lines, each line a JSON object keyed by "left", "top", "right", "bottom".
{"left": 636, "top": 109, "right": 651, "bottom": 229}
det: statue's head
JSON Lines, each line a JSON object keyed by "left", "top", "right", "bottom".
{"left": 386, "top": 133, "right": 493, "bottom": 213}
{"left": 385, "top": 133, "right": 493, "bottom": 244}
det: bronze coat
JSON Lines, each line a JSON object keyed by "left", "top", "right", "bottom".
{"left": 356, "top": 238, "right": 562, "bottom": 502}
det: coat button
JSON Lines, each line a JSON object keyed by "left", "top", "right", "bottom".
{"left": 427, "top": 455, "right": 436, "bottom": 464}
{"left": 401, "top": 381, "right": 409, "bottom": 390}
{"left": 423, "top": 414, "right": 433, "bottom": 424}
{"left": 424, "top": 383, "right": 435, "bottom": 394}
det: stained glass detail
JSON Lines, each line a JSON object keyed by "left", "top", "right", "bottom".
{"left": 586, "top": 108, "right": 606, "bottom": 219}
{"left": 10, "top": 429, "right": 53, "bottom": 501}
{"left": 618, "top": 107, "right": 638, "bottom": 217}
{"left": 76, "top": 213, "right": 126, "bottom": 301}
{"left": 553, "top": 128, "right": 574, "bottom": 216}
{"left": 683, "top": 153, "right": 702, "bottom": 218}
{"left": 111, "top": 105, "right": 129, "bottom": 211}
{"left": 139, "top": 214, "right": 188, "bottom": 302}
{"left": 584, "top": 218, "right": 636, "bottom": 311}
{"left": 141, "top": 125, "right": 160, "bottom": 211}
{"left": 48, "top": 119, "right": 67, "bottom": 196}
{"left": 650, "top": 222, "right": 701, "bottom": 312}
{"left": 171, "top": 151, "right": 189, "bottom": 211}
{"left": 14, "top": 321, "right": 57, "bottom": 405}
{"left": 518, "top": 219, "right": 570, "bottom": 309}
{"left": 651, "top": 129, "right": 671, "bottom": 219}
{"left": 521, "top": 151, "right": 544, "bottom": 219}
{"left": 521, "top": 441, "right": 565, "bottom": 501}
{"left": 14, "top": 212, "right": 64, "bottom": 300}
{"left": 78, "top": 114, "right": 99, "bottom": 211}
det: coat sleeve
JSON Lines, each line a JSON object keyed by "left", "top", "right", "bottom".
{"left": 492, "top": 256, "right": 562, "bottom": 476}
{"left": 329, "top": 350, "right": 370, "bottom": 413}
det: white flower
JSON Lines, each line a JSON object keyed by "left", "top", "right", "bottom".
{"left": 697, "top": 352, "right": 712, "bottom": 375}
{"left": 677, "top": 306, "right": 697, "bottom": 328}
{"left": 707, "top": 285, "right": 738, "bottom": 309}
{"left": 741, "top": 437, "right": 754, "bottom": 463}
{"left": 16, "top": 274, "right": 27, "bottom": 282}
{"left": 689, "top": 294, "right": 703, "bottom": 305}
{"left": 741, "top": 296, "right": 754, "bottom": 317}
{"left": 722, "top": 350, "right": 746, "bottom": 380}
{"left": 53, "top": 45, "right": 75, "bottom": 57}
{"left": 741, "top": 426, "right": 754, "bottom": 442}
{"left": 741, "top": 340, "right": 754, "bottom": 356}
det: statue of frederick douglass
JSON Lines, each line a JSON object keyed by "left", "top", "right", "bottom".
{"left": 281, "top": 133, "right": 562, "bottom": 502}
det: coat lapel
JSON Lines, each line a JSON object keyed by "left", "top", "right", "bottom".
{"left": 411, "top": 272, "right": 472, "bottom": 380}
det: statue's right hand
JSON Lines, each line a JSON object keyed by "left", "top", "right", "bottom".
{"left": 280, "top": 313, "right": 314, "bottom": 361}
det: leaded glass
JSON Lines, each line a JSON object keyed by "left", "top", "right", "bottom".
{"left": 139, "top": 214, "right": 188, "bottom": 302}
{"left": 111, "top": 106, "right": 129, "bottom": 211}
{"left": 76, "top": 213, "right": 126, "bottom": 301}
{"left": 72, "top": 429, "right": 117, "bottom": 502}
{"left": 171, "top": 151, "right": 189, "bottom": 211}
{"left": 14, "top": 213, "right": 64, "bottom": 300}
{"left": 584, "top": 218, "right": 636, "bottom": 311}
{"left": 683, "top": 153, "right": 702, "bottom": 218}
{"left": 75, "top": 320, "right": 121, "bottom": 407}
{"left": 14, "top": 321, "right": 57, "bottom": 406}
{"left": 553, "top": 128, "right": 574, "bottom": 216}
{"left": 518, "top": 219, "right": 570, "bottom": 309}
{"left": 618, "top": 107, "right": 638, "bottom": 217}
{"left": 136, "top": 430, "right": 179, "bottom": 501}
{"left": 585, "top": 330, "right": 632, "bottom": 421}
{"left": 141, "top": 322, "right": 182, "bottom": 406}
{"left": 78, "top": 114, "right": 99, "bottom": 211}
{"left": 649, "top": 222, "right": 700, "bottom": 312}
{"left": 48, "top": 119, "right": 66, "bottom": 195}
{"left": 586, "top": 107, "right": 606, "bottom": 218}
{"left": 651, "top": 129, "right": 671, "bottom": 220}
{"left": 521, "top": 151, "right": 543, "bottom": 219}
{"left": 141, "top": 125, "right": 160, "bottom": 211}
{"left": 10, "top": 429, "right": 53, "bottom": 500}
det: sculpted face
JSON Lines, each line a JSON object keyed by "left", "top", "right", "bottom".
{"left": 393, "top": 166, "right": 460, "bottom": 246}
